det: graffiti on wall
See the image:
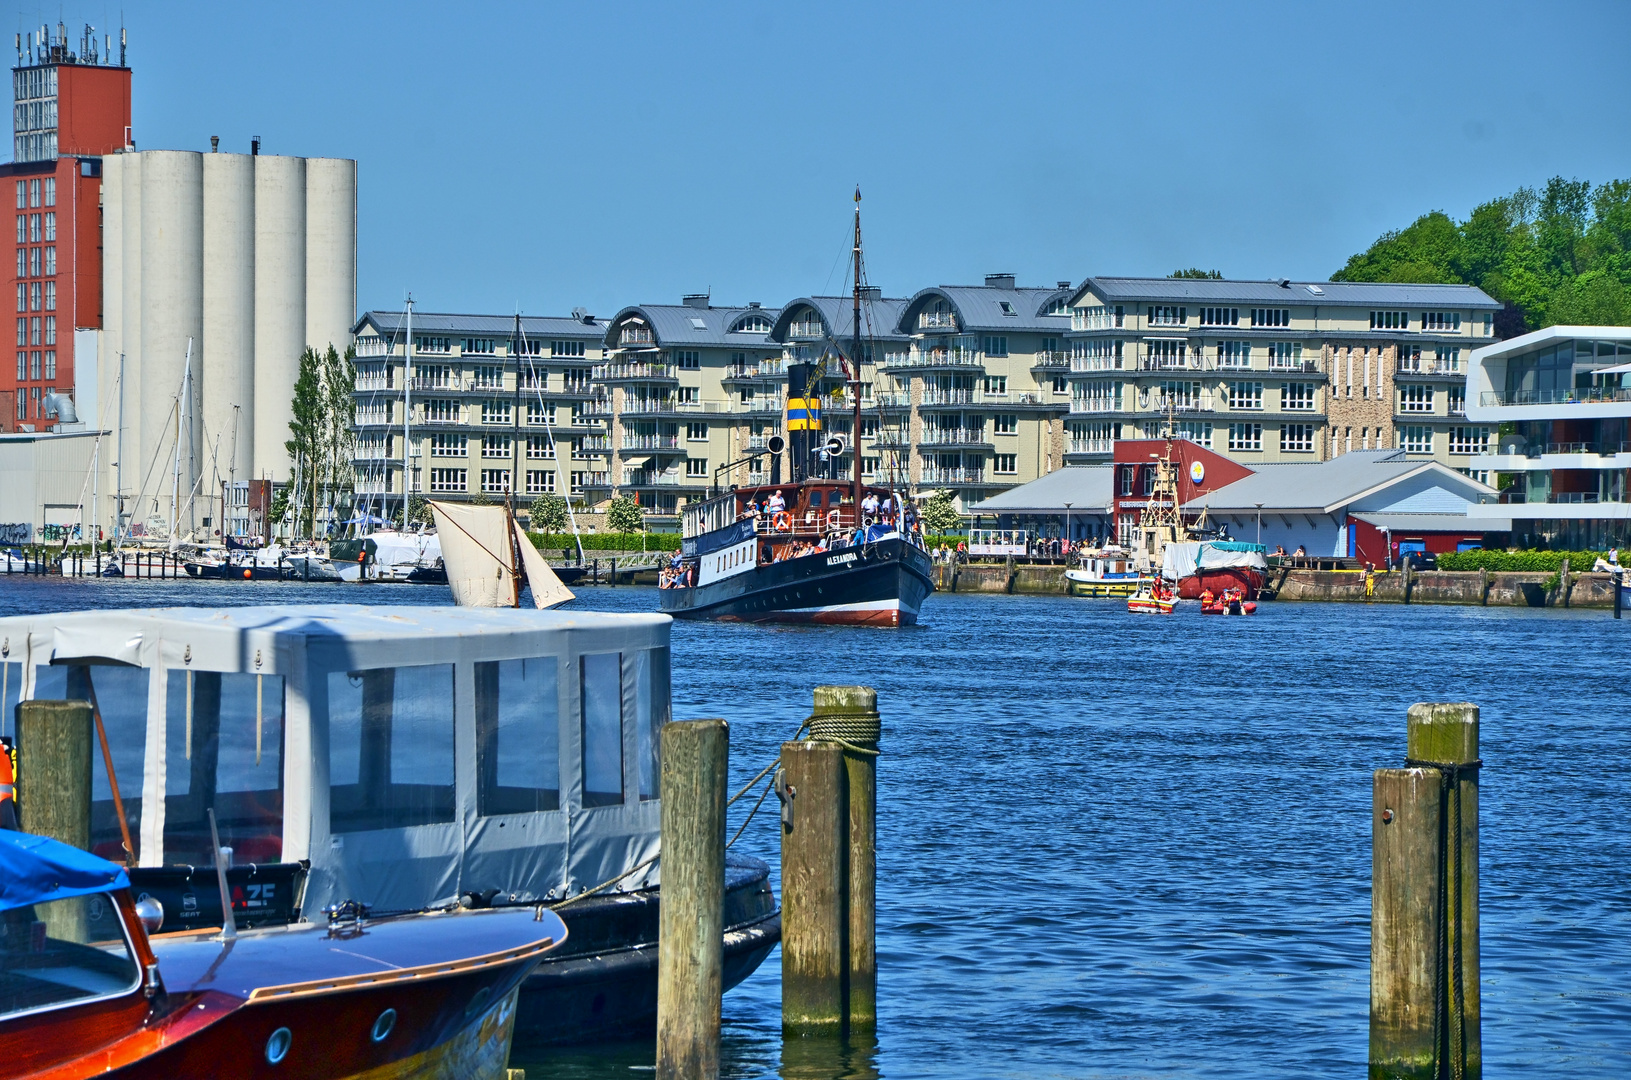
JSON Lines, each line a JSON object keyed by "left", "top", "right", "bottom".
{"left": 0, "top": 523, "right": 30, "bottom": 545}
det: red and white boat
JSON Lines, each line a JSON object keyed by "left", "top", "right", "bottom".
{"left": 1126, "top": 580, "right": 1177, "bottom": 615}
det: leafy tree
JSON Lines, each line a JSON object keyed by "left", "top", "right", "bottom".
{"left": 471, "top": 486, "right": 492, "bottom": 507}
{"left": 606, "top": 494, "right": 644, "bottom": 545}
{"left": 1168, "top": 268, "right": 1222, "bottom": 279}
{"left": 285, "top": 347, "right": 325, "bottom": 537}
{"left": 530, "top": 494, "right": 569, "bottom": 533}
{"left": 406, "top": 495, "right": 432, "bottom": 528}
{"left": 920, "top": 490, "right": 961, "bottom": 535}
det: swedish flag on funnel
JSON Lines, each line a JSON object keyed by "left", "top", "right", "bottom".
{"left": 786, "top": 397, "right": 822, "bottom": 431}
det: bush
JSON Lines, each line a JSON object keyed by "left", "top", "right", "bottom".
{"left": 1434, "top": 549, "right": 1605, "bottom": 572}
{"left": 526, "top": 532, "right": 682, "bottom": 552}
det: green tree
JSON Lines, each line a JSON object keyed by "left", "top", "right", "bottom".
{"left": 471, "top": 486, "right": 492, "bottom": 507}
{"left": 1168, "top": 268, "right": 1222, "bottom": 279}
{"left": 920, "top": 490, "right": 961, "bottom": 535}
{"left": 321, "top": 344, "right": 356, "bottom": 534}
{"left": 285, "top": 347, "right": 325, "bottom": 538}
{"left": 406, "top": 495, "right": 432, "bottom": 528}
{"left": 606, "top": 494, "right": 644, "bottom": 546}
{"left": 530, "top": 494, "right": 569, "bottom": 533}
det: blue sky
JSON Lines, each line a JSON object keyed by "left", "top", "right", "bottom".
{"left": 28, "top": 1, "right": 1631, "bottom": 318}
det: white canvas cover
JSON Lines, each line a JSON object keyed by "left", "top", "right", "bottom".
{"left": 1161, "top": 541, "right": 1268, "bottom": 580}
{"left": 364, "top": 531, "right": 443, "bottom": 570}
{"left": 431, "top": 501, "right": 519, "bottom": 607}
{"left": 516, "top": 526, "right": 574, "bottom": 609}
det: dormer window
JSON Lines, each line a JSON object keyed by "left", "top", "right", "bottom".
{"left": 999, "top": 301, "right": 1015, "bottom": 316}
{"left": 733, "top": 314, "right": 773, "bottom": 333}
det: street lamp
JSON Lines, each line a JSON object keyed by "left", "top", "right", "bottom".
{"left": 1255, "top": 502, "right": 1263, "bottom": 545}
{"left": 1063, "top": 501, "right": 1072, "bottom": 557}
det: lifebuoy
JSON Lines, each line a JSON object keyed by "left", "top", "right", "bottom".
{"left": 827, "top": 509, "right": 842, "bottom": 529}
{"left": 773, "top": 511, "right": 792, "bottom": 531}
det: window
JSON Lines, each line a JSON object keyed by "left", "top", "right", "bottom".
{"left": 1398, "top": 385, "right": 1434, "bottom": 413}
{"left": 471, "top": 365, "right": 503, "bottom": 389}
{"left": 1281, "top": 424, "right": 1315, "bottom": 453}
{"left": 686, "top": 458, "right": 708, "bottom": 477}
{"left": 414, "top": 336, "right": 451, "bottom": 353}
{"left": 27, "top": 248, "right": 38, "bottom": 277}
{"left": 13, "top": 249, "right": 20, "bottom": 278}
{"left": 429, "top": 468, "right": 467, "bottom": 492}
{"left": 482, "top": 435, "right": 511, "bottom": 458}
{"left": 1448, "top": 387, "right": 1466, "bottom": 416}
{"left": 1155, "top": 380, "right": 1202, "bottom": 409}
{"left": 1199, "top": 307, "right": 1239, "bottom": 326}
{"left": 29, "top": 283, "right": 40, "bottom": 311}
{"left": 1422, "top": 312, "right": 1461, "bottom": 331}
{"left": 1073, "top": 304, "right": 1123, "bottom": 330}
{"left": 424, "top": 399, "right": 458, "bottom": 423}
{"left": 12, "top": 182, "right": 21, "bottom": 209}
{"left": 41, "top": 211, "right": 53, "bottom": 241}
{"left": 683, "top": 422, "right": 707, "bottom": 441}
{"left": 429, "top": 433, "right": 466, "bottom": 456}
{"left": 28, "top": 180, "right": 38, "bottom": 208}
{"left": 1400, "top": 426, "right": 1432, "bottom": 454}
{"left": 1448, "top": 426, "right": 1489, "bottom": 455}
{"left": 1482, "top": 313, "right": 1493, "bottom": 336}
{"left": 994, "top": 454, "right": 1017, "bottom": 474}
{"left": 982, "top": 375, "right": 1007, "bottom": 395}
{"left": 1118, "top": 464, "right": 1135, "bottom": 496}
{"left": 327, "top": 665, "right": 456, "bottom": 832}
{"left": 1145, "top": 305, "right": 1186, "bottom": 327}
{"left": 463, "top": 338, "right": 496, "bottom": 355}
{"left": 28, "top": 317, "right": 38, "bottom": 346}
{"left": 475, "top": 658, "right": 559, "bottom": 816}
{"left": 982, "top": 336, "right": 1008, "bottom": 357}
{"left": 1052, "top": 376, "right": 1068, "bottom": 393}
{"left": 677, "top": 387, "right": 697, "bottom": 405}
{"left": 42, "top": 351, "right": 53, "bottom": 380}
{"left": 28, "top": 214, "right": 39, "bottom": 242}
{"left": 525, "top": 469, "right": 555, "bottom": 493}
{"left": 1283, "top": 383, "right": 1316, "bottom": 411}
{"left": 161, "top": 671, "right": 288, "bottom": 863}
{"left": 1215, "top": 342, "right": 1251, "bottom": 367}
{"left": 42, "top": 247, "right": 54, "bottom": 276}
{"left": 13, "top": 351, "right": 20, "bottom": 380}
{"left": 13, "top": 318, "right": 22, "bottom": 346}
{"left": 1228, "top": 423, "right": 1262, "bottom": 451}
{"left": 1370, "top": 310, "right": 1409, "bottom": 330}
{"left": 527, "top": 435, "right": 554, "bottom": 459}
{"left": 41, "top": 177, "right": 53, "bottom": 206}
{"left": 29, "top": 351, "right": 39, "bottom": 379}
{"left": 42, "top": 282, "right": 53, "bottom": 311}
{"left": 13, "top": 283, "right": 21, "bottom": 313}
{"left": 552, "top": 339, "right": 585, "bottom": 357}
{"left": 1251, "top": 308, "right": 1289, "bottom": 328}
{"left": 1226, "top": 381, "right": 1263, "bottom": 410}
{"left": 734, "top": 313, "right": 772, "bottom": 333}
{"left": 481, "top": 468, "right": 511, "bottom": 494}
{"left": 634, "top": 648, "right": 671, "bottom": 802}
{"left": 992, "top": 414, "right": 1017, "bottom": 435}
{"left": 1434, "top": 346, "right": 1461, "bottom": 372}
{"left": 481, "top": 400, "right": 511, "bottom": 425}
{"left": 674, "top": 350, "right": 700, "bottom": 370}
{"left": 580, "top": 654, "right": 624, "bottom": 807}
{"left": 526, "top": 401, "right": 556, "bottom": 427}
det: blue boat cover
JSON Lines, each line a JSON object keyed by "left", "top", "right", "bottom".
{"left": 0, "top": 830, "right": 128, "bottom": 912}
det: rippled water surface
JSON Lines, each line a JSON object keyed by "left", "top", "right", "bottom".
{"left": 2, "top": 576, "right": 1627, "bottom": 1078}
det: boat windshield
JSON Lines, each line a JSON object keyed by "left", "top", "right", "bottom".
{"left": 0, "top": 894, "right": 141, "bottom": 1022}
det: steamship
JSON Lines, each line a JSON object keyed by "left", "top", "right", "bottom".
{"left": 658, "top": 194, "right": 935, "bottom": 626}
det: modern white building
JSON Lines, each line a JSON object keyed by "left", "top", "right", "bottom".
{"left": 1465, "top": 325, "right": 1631, "bottom": 549}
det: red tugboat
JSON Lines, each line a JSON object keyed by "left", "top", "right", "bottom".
{"left": 0, "top": 829, "right": 566, "bottom": 1079}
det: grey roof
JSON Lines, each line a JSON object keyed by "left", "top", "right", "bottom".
{"left": 896, "top": 284, "right": 1074, "bottom": 335}
{"left": 1187, "top": 450, "right": 1492, "bottom": 515}
{"left": 354, "top": 310, "right": 607, "bottom": 339}
{"left": 768, "top": 295, "right": 914, "bottom": 344}
{"left": 1071, "top": 276, "right": 1501, "bottom": 310}
{"left": 603, "top": 303, "right": 785, "bottom": 351}
{"left": 967, "top": 466, "right": 1115, "bottom": 514}
{"left": 1350, "top": 512, "right": 1504, "bottom": 533}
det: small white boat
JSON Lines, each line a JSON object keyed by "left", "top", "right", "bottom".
{"left": 1065, "top": 546, "right": 1146, "bottom": 598}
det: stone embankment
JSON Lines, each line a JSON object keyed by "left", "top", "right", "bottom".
{"left": 930, "top": 561, "right": 1619, "bottom": 608}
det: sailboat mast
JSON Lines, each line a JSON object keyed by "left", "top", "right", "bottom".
{"left": 852, "top": 187, "right": 863, "bottom": 515}
{"left": 511, "top": 312, "right": 522, "bottom": 513}
{"left": 115, "top": 352, "right": 125, "bottom": 546}
{"left": 403, "top": 296, "right": 414, "bottom": 528}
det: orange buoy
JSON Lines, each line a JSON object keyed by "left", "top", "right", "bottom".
{"left": 243, "top": 568, "right": 253, "bottom": 580}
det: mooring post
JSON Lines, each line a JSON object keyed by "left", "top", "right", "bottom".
{"left": 656, "top": 718, "right": 728, "bottom": 1080}
{"left": 780, "top": 736, "right": 846, "bottom": 1034}
{"left": 1370, "top": 703, "right": 1480, "bottom": 1080}
{"left": 16, "top": 699, "right": 95, "bottom": 943}
{"left": 813, "top": 684, "right": 879, "bottom": 1032}
{"left": 1615, "top": 569, "right": 1622, "bottom": 619}
{"left": 1479, "top": 566, "right": 1489, "bottom": 606}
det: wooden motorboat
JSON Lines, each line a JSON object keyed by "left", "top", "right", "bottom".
{"left": 1065, "top": 546, "right": 1144, "bottom": 598}
{"left": 0, "top": 829, "right": 565, "bottom": 1080}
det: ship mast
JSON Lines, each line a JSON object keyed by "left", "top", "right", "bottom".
{"left": 851, "top": 187, "right": 863, "bottom": 515}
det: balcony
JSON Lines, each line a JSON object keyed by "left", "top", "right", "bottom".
{"left": 408, "top": 376, "right": 455, "bottom": 391}
{"left": 1068, "top": 438, "right": 1114, "bottom": 455}
{"left": 353, "top": 446, "right": 394, "bottom": 461}
{"left": 1070, "top": 399, "right": 1123, "bottom": 415}
{"left": 919, "top": 388, "right": 978, "bottom": 407}
{"left": 594, "top": 361, "right": 676, "bottom": 382}
{"left": 620, "top": 398, "right": 681, "bottom": 416}
{"left": 884, "top": 348, "right": 984, "bottom": 371}
{"left": 1031, "top": 350, "right": 1070, "bottom": 371}
{"left": 919, "top": 467, "right": 985, "bottom": 485}
{"left": 622, "top": 435, "right": 683, "bottom": 451}
{"left": 1070, "top": 356, "right": 1124, "bottom": 373}
{"left": 354, "top": 413, "right": 396, "bottom": 428}
{"left": 740, "top": 397, "right": 786, "bottom": 414}
{"left": 917, "top": 311, "right": 958, "bottom": 330}
{"left": 874, "top": 392, "right": 912, "bottom": 409}
{"left": 572, "top": 471, "right": 611, "bottom": 489}
{"left": 1397, "top": 358, "right": 1464, "bottom": 376}
{"left": 1480, "top": 387, "right": 1631, "bottom": 408}
{"left": 354, "top": 376, "right": 395, "bottom": 392}
{"left": 623, "top": 471, "right": 690, "bottom": 488}
{"left": 919, "top": 429, "right": 990, "bottom": 448}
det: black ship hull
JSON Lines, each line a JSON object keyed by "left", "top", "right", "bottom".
{"left": 660, "top": 536, "right": 935, "bottom": 626}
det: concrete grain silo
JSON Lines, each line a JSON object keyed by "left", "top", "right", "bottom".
{"left": 203, "top": 152, "right": 256, "bottom": 486}
{"left": 117, "top": 151, "right": 144, "bottom": 520}
{"left": 304, "top": 157, "right": 357, "bottom": 358}
{"left": 138, "top": 151, "right": 205, "bottom": 522}
{"left": 98, "top": 152, "right": 125, "bottom": 511}
{"left": 253, "top": 155, "right": 307, "bottom": 483}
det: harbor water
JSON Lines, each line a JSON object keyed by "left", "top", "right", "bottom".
{"left": 1, "top": 578, "right": 1626, "bottom": 1078}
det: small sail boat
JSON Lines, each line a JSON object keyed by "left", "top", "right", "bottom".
{"left": 430, "top": 500, "right": 574, "bottom": 609}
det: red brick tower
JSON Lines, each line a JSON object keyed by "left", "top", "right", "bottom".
{"left": 1, "top": 22, "right": 130, "bottom": 430}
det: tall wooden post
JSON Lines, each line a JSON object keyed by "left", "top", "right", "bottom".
{"left": 1371, "top": 703, "right": 1480, "bottom": 1080}
{"left": 656, "top": 719, "right": 728, "bottom": 1080}
{"left": 780, "top": 738, "right": 846, "bottom": 1034}
{"left": 16, "top": 699, "right": 95, "bottom": 943}
{"left": 814, "top": 684, "right": 878, "bottom": 1032}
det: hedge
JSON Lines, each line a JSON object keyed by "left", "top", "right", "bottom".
{"left": 525, "top": 532, "right": 681, "bottom": 552}
{"left": 1434, "top": 549, "right": 1608, "bottom": 572}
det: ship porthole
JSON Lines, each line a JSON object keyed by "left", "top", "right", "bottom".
{"left": 465, "top": 986, "right": 492, "bottom": 1018}
{"left": 371, "top": 1008, "right": 397, "bottom": 1043}
{"left": 266, "top": 1027, "right": 292, "bottom": 1064}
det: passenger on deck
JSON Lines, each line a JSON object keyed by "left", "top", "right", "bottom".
{"left": 1274, "top": 545, "right": 1286, "bottom": 557}
{"left": 766, "top": 490, "right": 786, "bottom": 514}
{"left": 861, "top": 491, "right": 879, "bottom": 524}
{"left": 1293, "top": 544, "right": 1307, "bottom": 558}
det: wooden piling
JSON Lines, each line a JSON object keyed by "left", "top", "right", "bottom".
{"left": 656, "top": 719, "right": 728, "bottom": 1080}
{"left": 16, "top": 699, "right": 95, "bottom": 943}
{"left": 1479, "top": 567, "right": 1489, "bottom": 606}
{"left": 1370, "top": 703, "right": 1480, "bottom": 1080}
{"left": 813, "top": 685, "right": 879, "bottom": 1032}
{"left": 780, "top": 738, "right": 847, "bottom": 1034}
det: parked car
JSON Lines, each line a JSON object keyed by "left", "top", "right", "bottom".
{"left": 1399, "top": 550, "right": 1437, "bottom": 570}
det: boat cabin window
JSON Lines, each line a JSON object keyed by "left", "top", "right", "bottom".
{"left": 22, "top": 666, "right": 150, "bottom": 864}
{"left": 328, "top": 665, "right": 456, "bottom": 833}
{"left": 580, "top": 654, "right": 623, "bottom": 807}
{"left": 810, "top": 490, "right": 823, "bottom": 507}
{"left": 162, "top": 671, "right": 286, "bottom": 865}
{"left": 634, "top": 647, "right": 671, "bottom": 801}
{"left": 0, "top": 895, "right": 140, "bottom": 1021}
{"left": 475, "top": 658, "right": 560, "bottom": 815}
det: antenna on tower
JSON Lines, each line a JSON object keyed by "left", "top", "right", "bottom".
{"left": 119, "top": 25, "right": 126, "bottom": 67}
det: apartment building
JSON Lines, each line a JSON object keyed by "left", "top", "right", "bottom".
{"left": 1063, "top": 277, "right": 1501, "bottom": 473}
{"left": 883, "top": 275, "right": 1073, "bottom": 509}
{"left": 350, "top": 310, "right": 611, "bottom": 521}
{"left": 597, "top": 296, "right": 784, "bottom": 523}
{"left": 1465, "top": 325, "right": 1631, "bottom": 549}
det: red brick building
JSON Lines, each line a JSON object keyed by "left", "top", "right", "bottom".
{"left": 2, "top": 24, "right": 131, "bottom": 429}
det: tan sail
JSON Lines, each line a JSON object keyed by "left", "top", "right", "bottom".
{"left": 428, "top": 500, "right": 518, "bottom": 607}
{"left": 514, "top": 519, "right": 575, "bottom": 609}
